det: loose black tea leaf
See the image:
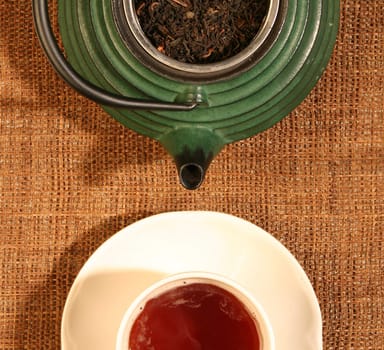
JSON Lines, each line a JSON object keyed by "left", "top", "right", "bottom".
{"left": 135, "top": 0, "right": 269, "bottom": 64}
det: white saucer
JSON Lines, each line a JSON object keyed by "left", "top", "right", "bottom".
{"left": 61, "top": 211, "right": 322, "bottom": 350}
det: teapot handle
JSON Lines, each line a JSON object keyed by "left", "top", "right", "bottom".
{"left": 32, "top": 0, "right": 197, "bottom": 111}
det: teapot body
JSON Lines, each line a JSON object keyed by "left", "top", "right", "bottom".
{"left": 53, "top": 0, "right": 339, "bottom": 188}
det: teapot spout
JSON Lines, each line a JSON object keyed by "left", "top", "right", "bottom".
{"left": 177, "top": 155, "right": 209, "bottom": 190}
{"left": 159, "top": 128, "right": 225, "bottom": 190}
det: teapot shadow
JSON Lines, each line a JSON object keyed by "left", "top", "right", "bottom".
{"left": 2, "top": 0, "right": 71, "bottom": 102}
{"left": 2, "top": 0, "right": 167, "bottom": 185}
{"left": 80, "top": 127, "right": 170, "bottom": 186}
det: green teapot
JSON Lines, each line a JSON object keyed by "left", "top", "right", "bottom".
{"left": 33, "top": 0, "right": 339, "bottom": 189}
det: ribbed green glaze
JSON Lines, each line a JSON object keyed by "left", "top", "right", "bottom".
{"left": 58, "top": 0, "right": 339, "bottom": 187}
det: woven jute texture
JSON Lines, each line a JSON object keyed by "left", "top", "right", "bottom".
{"left": 1, "top": 1, "right": 383, "bottom": 349}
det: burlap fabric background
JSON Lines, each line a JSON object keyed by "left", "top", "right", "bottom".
{"left": 1, "top": 1, "right": 383, "bottom": 349}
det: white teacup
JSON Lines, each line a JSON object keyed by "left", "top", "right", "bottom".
{"left": 116, "top": 271, "right": 274, "bottom": 350}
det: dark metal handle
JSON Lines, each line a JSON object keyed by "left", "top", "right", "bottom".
{"left": 32, "top": 0, "right": 197, "bottom": 111}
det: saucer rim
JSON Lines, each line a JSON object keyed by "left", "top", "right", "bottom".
{"left": 61, "top": 211, "right": 322, "bottom": 350}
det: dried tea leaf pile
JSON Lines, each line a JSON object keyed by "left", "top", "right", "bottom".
{"left": 135, "top": 0, "right": 269, "bottom": 64}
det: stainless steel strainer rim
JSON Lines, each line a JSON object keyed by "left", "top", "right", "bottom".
{"left": 122, "top": 0, "right": 280, "bottom": 75}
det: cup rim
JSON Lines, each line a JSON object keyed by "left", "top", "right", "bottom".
{"left": 115, "top": 271, "right": 275, "bottom": 350}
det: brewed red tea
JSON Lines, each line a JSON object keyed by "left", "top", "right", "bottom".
{"left": 129, "top": 282, "right": 260, "bottom": 350}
